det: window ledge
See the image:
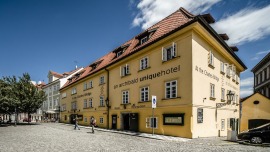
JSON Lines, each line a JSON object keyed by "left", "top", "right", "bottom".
{"left": 161, "top": 97, "right": 181, "bottom": 101}
{"left": 226, "top": 75, "right": 231, "bottom": 79}
{"left": 138, "top": 67, "right": 151, "bottom": 72}
{"left": 120, "top": 103, "right": 131, "bottom": 105}
{"left": 220, "top": 71, "right": 225, "bottom": 75}
{"left": 83, "top": 87, "right": 93, "bottom": 91}
{"left": 208, "top": 64, "right": 215, "bottom": 69}
{"left": 71, "top": 93, "right": 77, "bottom": 96}
{"left": 209, "top": 97, "right": 216, "bottom": 101}
{"left": 236, "top": 82, "right": 239, "bottom": 85}
{"left": 98, "top": 106, "right": 106, "bottom": 107}
{"left": 99, "top": 83, "right": 105, "bottom": 86}
{"left": 220, "top": 99, "right": 226, "bottom": 102}
{"left": 162, "top": 56, "right": 180, "bottom": 63}
{"left": 138, "top": 100, "right": 151, "bottom": 103}
{"left": 121, "top": 74, "right": 131, "bottom": 78}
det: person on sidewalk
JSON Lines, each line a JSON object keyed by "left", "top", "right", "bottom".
{"left": 90, "top": 116, "right": 96, "bottom": 133}
{"left": 74, "top": 116, "right": 80, "bottom": 130}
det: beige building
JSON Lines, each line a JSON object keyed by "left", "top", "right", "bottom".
{"left": 240, "top": 93, "right": 270, "bottom": 131}
{"left": 60, "top": 8, "right": 246, "bottom": 138}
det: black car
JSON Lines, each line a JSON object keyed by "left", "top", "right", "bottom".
{"left": 237, "top": 123, "right": 270, "bottom": 144}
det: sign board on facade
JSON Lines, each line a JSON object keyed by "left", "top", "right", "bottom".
{"left": 152, "top": 95, "right": 157, "bottom": 108}
{"left": 197, "top": 108, "right": 203, "bottom": 123}
{"left": 163, "top": 113, "right": 185, "bottom": 125}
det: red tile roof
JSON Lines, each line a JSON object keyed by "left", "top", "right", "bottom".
{"left": 60, "top": 7, "right": 246, "bottom": 90}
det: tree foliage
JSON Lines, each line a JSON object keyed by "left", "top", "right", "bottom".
{"left": 0, "top": 73, "right": 46, "bottom": 117}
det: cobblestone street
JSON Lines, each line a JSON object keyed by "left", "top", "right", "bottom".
{"left": 0, "top": 123, "right": 269, "bottom": 152}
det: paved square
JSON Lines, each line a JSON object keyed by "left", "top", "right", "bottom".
{"left": 0, "top": 123, "right": 269, "bottom": 152}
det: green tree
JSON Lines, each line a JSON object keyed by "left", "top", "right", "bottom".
{"left": 0, "top": 73, "right": 46, "bottom": 124}
{"left": 15, "top": 73, "right": 46, "bottom": 123}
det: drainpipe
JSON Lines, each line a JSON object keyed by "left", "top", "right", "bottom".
{"left": 105, "top": 68, "right": 110, "bottom": 129}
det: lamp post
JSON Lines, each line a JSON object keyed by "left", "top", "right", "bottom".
{"left": 226, "top": 90, "right": 235, "bottom": 104}
{"left": 105, "top": 98, "right": 110, "bottom": 129}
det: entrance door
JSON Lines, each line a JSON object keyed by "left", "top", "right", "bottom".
{"left": 112, "top": 115, "right": 117, "bottom": 129}
{"left": 129, "top": 113, "right": 139, "bottom": 132}
{"left": 70, "top": 114, "right": 76, "bottom": 124}
{"left": 123, "top": 114, "right": 130, "bottom": 130}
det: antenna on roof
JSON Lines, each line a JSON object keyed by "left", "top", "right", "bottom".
{"left": 74, "top": 61, "right": 78, "bottom": 69}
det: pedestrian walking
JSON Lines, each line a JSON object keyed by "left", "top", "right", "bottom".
{"left": 90, "top": 116, "right": 96, "bottom": 133}
{"left": 74, "top": 116, "right": 80, "bottom": 130}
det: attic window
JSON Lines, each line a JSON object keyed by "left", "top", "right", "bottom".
{"left": 253, "top": 100, "right": 259, "bottom": 105}
{"left": 114, "top": 44, "right": 130, "bottom": 58}
{"left": 68, "top": 78, "right": 72, "bottom": 83}
{"left": 136, "top": 28, "right": 157, "bottom": 45}
{"left": 141, "top": 36, "right": 148, "bottom": 44}
{"left": 89, "top": 60, "right": 103, "bottom": 71}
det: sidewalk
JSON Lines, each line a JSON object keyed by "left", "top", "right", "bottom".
{"left": 63, "top": 123, "right": 190, "bottom": 142}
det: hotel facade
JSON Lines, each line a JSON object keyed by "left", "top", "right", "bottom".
{"left": 60, "top": 8, "right": 246, "bottom": 138}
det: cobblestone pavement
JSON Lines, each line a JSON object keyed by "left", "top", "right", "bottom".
{"left": 0, "top": 123, "right": 269, "bottom": 152}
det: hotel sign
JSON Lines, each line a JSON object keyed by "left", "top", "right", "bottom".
{"left": 195, "top": 66, "right": 219, "bottom": 82}
{"left": 113, "top": 65, "right": 180, "bottom": 89}
{"left": 72, "top": 92, "right": 91, "bottom": 100}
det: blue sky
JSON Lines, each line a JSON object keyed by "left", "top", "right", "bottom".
{"left": 0, "top": 0, "right": 270, "bottom": 98}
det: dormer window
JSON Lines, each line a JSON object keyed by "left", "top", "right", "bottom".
{"left": 89, "top": 60, "right": 103, "bottom": 71}
{"left": 114, "top": 44, "right": 130, "bottom": 58}
{"left": 136, "top": 28, "right": 157, "bottom": 46}
{"left": 117, "top": 51, "right": 123, "bottom": 57}
{"left": 141, "top": 36, "right": 148, "bottom": 44}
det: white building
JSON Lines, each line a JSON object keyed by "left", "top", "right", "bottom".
{"left": 42, "top": 68, "right": 83, "bottom": 121}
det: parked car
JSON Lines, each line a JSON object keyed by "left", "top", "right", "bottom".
{"left": 23, "top": 118, "right": 31, "bottom": 122}
{"left": 237, "top": 123, "right": 270, "bottom": 144}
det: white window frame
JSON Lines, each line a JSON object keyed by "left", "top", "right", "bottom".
{"left": 83, "top": 82, "right": 88, "bottom": 90}
{"left": 71, "top": 102, "right": 77, "bottom": 110}
{"left": 83, "top": 99, "right": 87, "bottom": 108}
{"left": 221, "top": 119, "right": 225, "bottom": 131}
{"left": 146, "top": 117, "right": 158, "bottom": 129}
{"left": 162, "top": 42, "right": 177, "bottom": 61}
{"left": 100, "top": 117, "right": 104, "bottom": 124}
{"left": 89, "top": 98, "right": 93, "bottom": 108}
{"left": 140, "top": 57, "right": 149, "bottom": 70}
{"left": 122, "top": 90, "right": 129, "bottom": 104}
{"left": 210, "top": 83, "right": 215, "bottom": 98}
{"left": 62, "top": 92, "right": 67, "bottom": 99}
{"left": 100, "top": 96, "right": 104, "bottom": 106}
{"left": 100, "top": 76, "right": 105, "bottom": 84}
{"left": 120, "top": 64, "right": 130, "bottom": 76}
{"left": 71, "top": 88, "right": 77, "bottom": 95}
{"left": 165, "top": 80, "right": 177, "bottom": 99}
{"left": 140, "top": 86, "right": 149, "bottom": 102}
{"left": 221, "top": 88, "right": 225, "bottom": 100}
{"left": 208, "top": 51, "right": 214, "bottom": 66}
{"left": 220, "top": 62, "right": 225, "bottom": 73}
{"left": 89, "top": 80, "right": 93, "bottom": 88}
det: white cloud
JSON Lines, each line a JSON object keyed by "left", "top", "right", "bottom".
{"left": 240, "top": 87, "right": 253, "bottom": 98}
{"left": 240, "top": 77, "right": 254, "bottom": 98}
{"left": 212, "top": 5, "right": 270, "bottom": 45}
{"left": 251, "top": 49, "right": 270, "bottom": 60}
{"left": 240, "top": 77, "right": 253, "bottom": 87}
{"left": 132, "top": 0, "right": 221, "bottom": 29}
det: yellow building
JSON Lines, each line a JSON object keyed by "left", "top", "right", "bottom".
{"left": 60, "top": 7, "right": 246, "bottom": 138}
{"left": 240, "top": 93, "right": 270, "bottom": 132}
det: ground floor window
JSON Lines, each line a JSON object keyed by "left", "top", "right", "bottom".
{"left": 64, "top": 115, "right": 67, "bottom": 121}
{"left": 221, "top": 119, "right": 225, "bottom": 131}
{"left": 100, "top": 117, "right": 104, "bottom": 124}
{"left": 163, "top": 113, "right": 184, "bottom": 125}
{"left": 146, "top": 117, "right": 158, "bottom": 129}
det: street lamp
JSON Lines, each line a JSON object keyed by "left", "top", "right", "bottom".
{"left": 226, "top": 90, "right": 235, "bottom": 104}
